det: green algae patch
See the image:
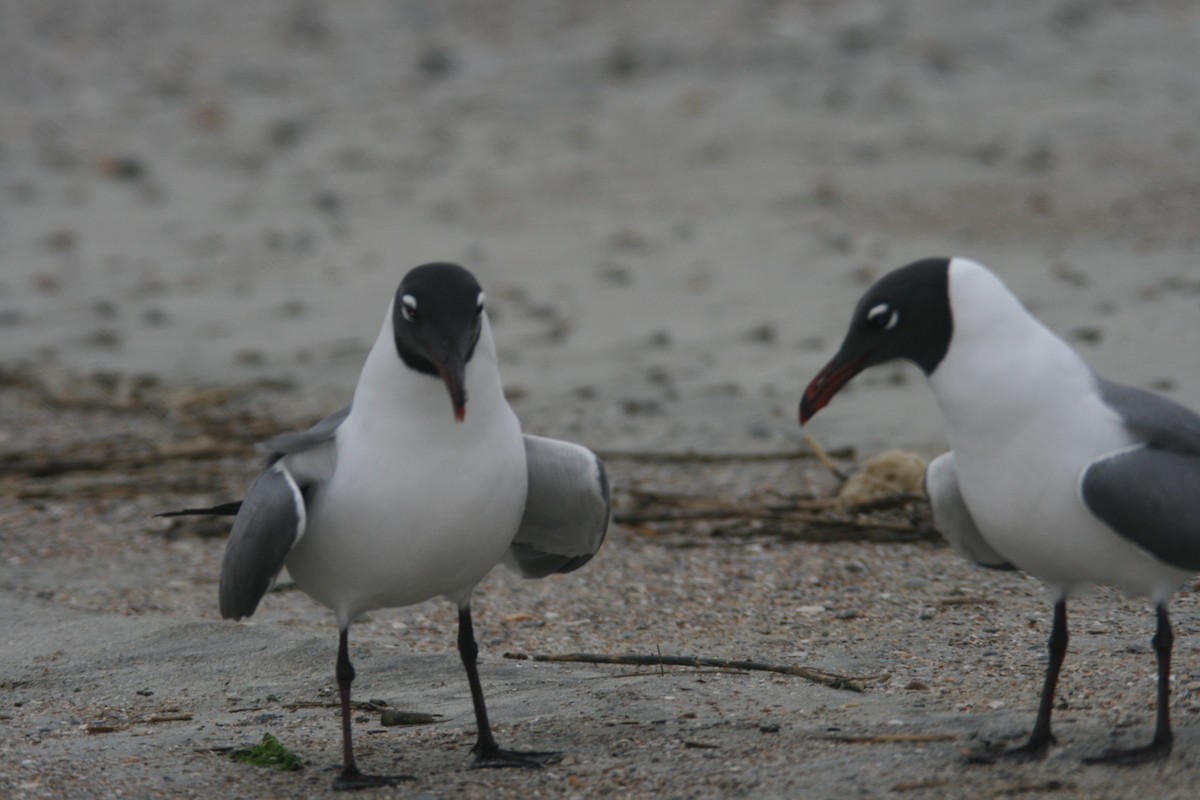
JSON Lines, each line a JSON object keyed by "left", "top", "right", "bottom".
{"left": 230, "top": 733, "right": 303, "bottom": 771}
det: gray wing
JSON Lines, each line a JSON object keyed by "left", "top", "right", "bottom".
{"left": 219, "top": 464, "right": 307, "bottom": 620}
{"left": 924, "top": 452, "right": 1015, "bottom": 571}
{"left": 158, "top": 411, "right": 347, "bottom": 520}
{"left": 1083, "top": 378, "right": 1200, "bottom": 570}
{"left": 1081, "top": 445, "right": 1200, "bottom": 571}
{"left": 259, "top": 404, "right": 351, "bottom": 464}
{"left": 1095, "top": 378, "right": 1200, "bottom": 454}
{"left": 502, "top": 435, "right": 611, "bottom": 579}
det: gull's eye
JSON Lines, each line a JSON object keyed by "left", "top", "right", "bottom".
{"left": 867, "top": 302, "right": 899, "bottom": 331}
{"left": 401, "top": 294, "right": 419, "bottom": 323}
{"left": 475, "top": 291, "right": 485, "bottom": 317}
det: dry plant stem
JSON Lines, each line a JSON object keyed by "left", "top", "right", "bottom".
{"left": 802, "top": 433, "right": 852, "bottom": 481}
{"left": 595, "top": 448, "right": 854, "bottom": 463}
{"left": 506, "top": 651, "right": 885, "bottom": 692}
{"left": 825, "top": 733, "right": 958, "bottom": 744}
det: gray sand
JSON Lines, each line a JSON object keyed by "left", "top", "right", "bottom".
{"left": 3, "top": 2, "right": 1200, "bottom": 798}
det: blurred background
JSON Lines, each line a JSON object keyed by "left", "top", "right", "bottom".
{"left": 2, "top": 0, "right": 1198, "bottom": 453}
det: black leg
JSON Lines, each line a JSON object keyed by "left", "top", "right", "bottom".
{"left": 331, "top": 628, "right": 413, "bottom": 790}
{"left": 1083, "top": 603, "right": 1175, "bottom": 765}
{"left": 457, "top": 604, "right": 560, "bottom": 769}
{"left": 969, "top": 598, "right": 1067, "bottom": 764}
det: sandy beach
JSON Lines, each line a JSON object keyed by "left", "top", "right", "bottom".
{"left": 3, "top": 2, "right": 1200, "bottom": 797}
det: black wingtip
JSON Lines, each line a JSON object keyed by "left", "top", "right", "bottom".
{"left": 154, "top": 501, "right": 244, "bottom": 518}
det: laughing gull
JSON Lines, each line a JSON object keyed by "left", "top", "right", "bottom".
{"left": 800, "top": 257, "right": 1200, "bottom": 764}
{"left": 162, "top": 262, "right": 610, "bottom": 788}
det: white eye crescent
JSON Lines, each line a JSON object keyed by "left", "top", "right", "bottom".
{"left": 401, "top": 294, "right": 418, "bottom": 323}
{"left": 867, "top": 303, "right": 899, "bottom": 330}
{"left": 476, "top": 291, "right": 485, "bottom": 315}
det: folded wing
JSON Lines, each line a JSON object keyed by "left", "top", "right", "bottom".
{"left": 924, "top": 452, "right": 1015, "bottom": 571}
{"left": 1083, "top": 377, "right": 1200, "bottom": 571}
{"left": 259, "top": 404, "right": 351, "bottom": 464}
{"left": 503, "top": 435, "right": 611, "bottom": 579}
{"left": 219, "top": 464, "right": 308, "bottom": 620}
{"left": 1081, "top": 445, "right": 1200, "bottom": 571}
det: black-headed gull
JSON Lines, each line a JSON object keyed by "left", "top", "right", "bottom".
{"left": 801, "top": 256, "right": 1200, "bottom": 764}
{"left": 164, "top": 262, "right": 609, "bottom": 787}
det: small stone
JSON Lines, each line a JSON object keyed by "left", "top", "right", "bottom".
{"left": 417, "top": 44, "right": 457, "bottom": 79}
{"left": 234, "top": 349, "right": 266, "bottom": 366}
{"left": 604, "top": 40, "right": 641, "bottom": 80}
{"left": 268, "top": 118, "right": 308, "bottom": 150}
{"left": 597, "top": 261, "right": 634, "bottom": 286}
{"left": 84, "top": 327, "right": 122, "bottom": 349}
{"left": 92, "top": 299, "right": 118, "bottom": 320}
{"left": 745, "top": 322, "right": 778, "bottom": 344}
{"left": 314, "top": 190, "right": 342, "bottom": 216}
{"left": 97, "top": 155, "right": 147, "bottom": 181}
{"left": 43, "top": 228, "right": 78, "bottom": 253}
{"left": 142, "top": 308, "right": 169, "bottom": 326}
{"left": 621, "top": 398, "right": 664, "bottom": 417}
{"left": 279, "top": 300, "right": 306, "bottom": 318}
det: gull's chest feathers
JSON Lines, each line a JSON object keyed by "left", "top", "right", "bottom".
{"left": 285, "top": 322, "right": 527, "bottom": 622}
{"left": 926, "top": 269, "right": 1148, "bottom": 592}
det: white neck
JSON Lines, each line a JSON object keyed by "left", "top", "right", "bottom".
{"left": 349, "top": 303, "right": 510, "bottom": 434}
{"left": 928, "top": 258, "right": 1096, "bottom": 444}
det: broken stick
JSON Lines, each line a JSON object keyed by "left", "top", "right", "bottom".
{"left": 504, "top": 651, "right": 887, "bottom": 692}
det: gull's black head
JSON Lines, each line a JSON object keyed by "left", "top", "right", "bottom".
{"left": 800, "top": 257, "right": 954, "bottom": 425}
{"left": 392, "top": 262, "right": 486, "bottom": 422}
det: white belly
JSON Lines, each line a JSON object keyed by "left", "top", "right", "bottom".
{"left": 930, "top": 260, "right": 1194, "bottom": 602}
{"left": 950, "top": 401, "right": 1190, "bottom": 601}
{"left": 285, "top": 405, "right": 527, "bottom": 625}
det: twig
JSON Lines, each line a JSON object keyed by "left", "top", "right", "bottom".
{"left": 802, "top": 433, "right": 853, "bottom": 482}
{"left": 615, "top": 504, "right": 920, "bottom": 527}
{"left": 683, "top": 740, "right": 719, "bottom": 749}
{"left": 844, "top": 491, "right": 925, "bottom": 513}
{"left": 824, "top": 733, "right": 957, "bottom": 744}
{"left": 503, "top": 651, "right": 886, "bottom": 692}
{"left": 283, "top": 700, "right": 342, "bottom": 710}
{"left": 993, "top": 781, "right": 1075, "bottom": 797}
{"left": 595, "top": 447, "right": 855, "bottom": 463}
{"left": 620, "top": 486, "right": 832, "bottom": 511}
{"left": 0, "top": 442, "right": 247, "bottom": 478}
{"left": 936, "top": 596, "right": 998, "bottom": 608}
{"left": 894, "top": 779, "right": 951, "bottom": 792}
{"left": 711, "top": 522, "right": 936, "bottom": 545}
{"left": 614, "top": 485, "right": 934, "bottom": 544}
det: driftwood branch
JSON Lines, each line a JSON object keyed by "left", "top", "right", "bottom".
{"left": 614, "top": 485, "right": 936, "bottom": 544}
{"left": 823, "top": 733, "right": 957, "bottom": 744}
{"left": 504, "top": 651, "right": 887, "bottom": 692}
{"left": 0, "top": 439, "right": 250, "bottom": 479}
{"left": 595, "top": 447, "right": 855, "bottom": 463}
